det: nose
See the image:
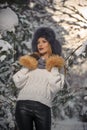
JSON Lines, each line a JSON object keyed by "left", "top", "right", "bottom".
{"left": 38, "top": 42, "right": 43, "bottom": 47}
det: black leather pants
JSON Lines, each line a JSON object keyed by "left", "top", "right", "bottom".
{"left": 15, "top": 100, "right": 51, "bottom": 130}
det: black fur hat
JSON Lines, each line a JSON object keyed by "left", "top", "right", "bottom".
{"left": 31, "top": 27, "right": 62, "bottom": 56}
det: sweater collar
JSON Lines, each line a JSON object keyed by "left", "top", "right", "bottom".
{"left": 38, "top": 57, "right": 46, "bottom": 69}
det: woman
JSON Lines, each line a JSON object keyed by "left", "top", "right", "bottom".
{"left": 13, "top": 27, "right": 65, "bottom": 130}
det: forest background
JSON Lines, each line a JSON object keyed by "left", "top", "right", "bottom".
{"left": 0, "top": 0, "right": 87, "bottom": 130}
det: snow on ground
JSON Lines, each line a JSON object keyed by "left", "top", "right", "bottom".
{"left": 52, "top": 119, "right": 87, "bottom": 130}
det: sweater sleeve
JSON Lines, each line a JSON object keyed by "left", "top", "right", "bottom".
{"left": 12, "top": 68, "right": 29, "bottom": 89}
{"left": 48, "top": 67, "right": 64, "bottom": 94}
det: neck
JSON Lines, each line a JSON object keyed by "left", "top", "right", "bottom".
{"left": 40, "top": 53, "right": 50, "bottom": 60}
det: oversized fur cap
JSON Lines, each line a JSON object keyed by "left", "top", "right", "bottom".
{"left": 32, "top": 27, "right": 62, "bottom": 56}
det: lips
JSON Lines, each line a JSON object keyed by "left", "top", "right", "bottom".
{"left": 39, "top": 48, "right": 44, "bottom": 51}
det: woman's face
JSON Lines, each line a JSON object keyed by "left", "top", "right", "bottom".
{"left": 37, "top": 37, "right": 52, "bottom": 56}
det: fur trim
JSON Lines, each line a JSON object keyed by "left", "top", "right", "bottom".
{"left": 19, "top": 55, "right": 38, "bottom": 70}
{"left": 46, "top": 55, "right": 65, "bottom": 71}
{"left": 19, "top": 54, "right": 65, "bottom": 71}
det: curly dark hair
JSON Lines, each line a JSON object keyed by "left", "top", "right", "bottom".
{"left": 31, "top": 27, "right": 62, "bottom": 56}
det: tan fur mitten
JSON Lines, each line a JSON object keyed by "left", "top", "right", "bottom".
{"left": 46, "top": 55, "right": 65, "bottom": 71}
{"left": 19, "top": 55, "right": 38, "bottom": 70}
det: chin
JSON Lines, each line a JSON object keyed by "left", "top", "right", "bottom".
{"left": 39, "top": 51, "right": 45, "bottom": 54}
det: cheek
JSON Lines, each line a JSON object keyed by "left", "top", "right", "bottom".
{"left": 44, "top": 45, "right": 49, "bottom": 51}
{"left": 45, "top": 43, "right": 50, "bottom": 49}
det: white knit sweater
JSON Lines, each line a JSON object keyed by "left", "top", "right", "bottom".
{"left": 13, "top": 67, "right": 64, "bottom": 107}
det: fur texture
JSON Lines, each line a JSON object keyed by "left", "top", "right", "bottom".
{"left": 19, "top": 53, "right": 65, "bottom": 71}
{"left": 19, "top": 55, "right": 38, "bottom": 70}
{"left": 46, "top": 55, "right": 65, "bottom": 71}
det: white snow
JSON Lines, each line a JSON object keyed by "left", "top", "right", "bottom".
{"left": 0, "top": 7, "right": 18, "bottom": 32}
{"left": 75, "top": 40, "right": 87, "bottom": 56}
{"left": 21, "top": 40, "right": 32, "bottom": 49}
{"left": 0, "top": 40, "right": 12, "bottom": 52}
{"left": 52, "top": 119, "right": 87, "bottom": 130}
{"left": 0, "top": 40, "right": 13, "bottom": 61}
{"left": 0, "top": 55, "right": 6, "bottom": 61}
{"left": 78, "top": 7, "right": 87, "bottom": 20}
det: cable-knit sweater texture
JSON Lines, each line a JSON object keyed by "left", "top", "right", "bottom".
{"left": 13, "top": 54, "right": 65, "bottom": 107}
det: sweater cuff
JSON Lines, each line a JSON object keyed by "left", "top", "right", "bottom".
{"left": 51, "top": 67, "right": 59, "bottom": 76}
